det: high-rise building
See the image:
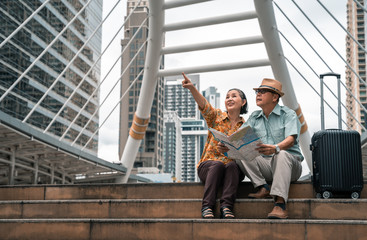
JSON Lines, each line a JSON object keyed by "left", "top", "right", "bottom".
{"left": 165, "top": 75, "right": 200, "bottom": 119}
{"left": 119, "top": 0, "right": 164, "bottom": 171}
{"left": 346, "top": 0, "right": 367, "bottom": 179}
{"left": 164, "top": 76, "right": 222, "bottom": 182}
{"left": 346, "top": 0, "right": 366, "bottom": 132}
{"left": 164, "top": 74, "right": 207, "bottom": 182}
{"left": 203, "top": 86, "right": 221, "bottom": 109}
{"left": 201, "top": 86, "right": 221, "bottom": 128}
{"left": 0, "top": 1, "right": 102, "bottom": 153}
{"left": 180, "top": 118, "right": 207, "bottom": 182}
{"left": 163, "top": 110, "right": 182, "bottom": 182}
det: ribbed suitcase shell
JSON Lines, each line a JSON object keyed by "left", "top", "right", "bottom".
{"left": 311, "top": 129, "right": 363, "bottom": 196}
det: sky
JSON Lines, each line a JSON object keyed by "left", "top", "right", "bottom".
{"left": 98, "top": 0, "right": 349, "bottom": 176}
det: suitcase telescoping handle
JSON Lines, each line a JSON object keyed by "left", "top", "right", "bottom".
{"left": 319, "top": 72, "right": 342, "bottom": 130}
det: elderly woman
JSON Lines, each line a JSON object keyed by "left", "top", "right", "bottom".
{"left": 181, "top": 72, "right": 247, "bottom": 219}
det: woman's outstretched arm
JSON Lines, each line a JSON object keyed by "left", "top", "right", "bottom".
{"left": 181, "top": 72, "right": 206, "bottom": 109}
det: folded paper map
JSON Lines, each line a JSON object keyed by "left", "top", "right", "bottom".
{"left": 209, "top": 125, "right": 262, "bottom": 161}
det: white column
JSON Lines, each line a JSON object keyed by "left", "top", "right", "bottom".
{"left": 254, "top": 0, "right": 312, "bottom": 172}
{"left": 33, "top": 159, "right": 39, "bottom": 185}
{"left": 9, "top": 148, "right": 15, "bottom": 185}
{"left": 119, "top": 0, "right": 165, "bottom": 183}
{"left": 50, "top": 164, "right": 55, "bottom": 184}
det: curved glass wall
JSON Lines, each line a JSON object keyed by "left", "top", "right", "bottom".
{"left": 0, "top": 0, "right": 102, "bottom": 153}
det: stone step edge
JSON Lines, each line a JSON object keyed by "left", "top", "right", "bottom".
{"left": 1, "top": 198, "right": 366, "bottom": 204}
{"left": 0, "top": 218, "right": 366, "bottom": 224}
{"left": 0, "top": 181, "right": 365, "bottom": 190}
{"left": 0, "top": 181, "right": 313, "bottom": 188}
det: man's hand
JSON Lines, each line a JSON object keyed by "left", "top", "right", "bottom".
{"left": 255, "top": 143, "right": 276, "bottom": 155}
{"left": 255, "top": 135, "right": 295, "bottom": 155}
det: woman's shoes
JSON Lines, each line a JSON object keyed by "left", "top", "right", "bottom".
{"left": 220, "top": 206, "right": 235, "bottom": 219}
{"left": 201, "top": 206, "right": 235, "bottom": 219}
{"left": 201, "top": 206, "right": 214, "bottom": 219}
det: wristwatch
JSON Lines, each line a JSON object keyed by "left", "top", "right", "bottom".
{"left": 275, "top": 145, "right": 280, "bottom": 154}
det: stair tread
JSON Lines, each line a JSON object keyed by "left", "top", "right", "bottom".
{"left": 1, "top": 218, "right": 367, "bottom": 224}
{"left": 2, "top": 218, "right": 366, "bottom": 240}
{"left": 0, "top": 181, "right": 365, "bottom": 200}
{"left": 0, "top": 182, "right": 366, "bottom": 240}
{"left": 0, "top": 198, "right": 365, "bottom": 220}
{"left": 0, "top": 198, "right": 366, "bottom": 203}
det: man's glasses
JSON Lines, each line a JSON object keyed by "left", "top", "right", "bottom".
{"left": 255, "top": 89, "right": 274, "bottom": 95}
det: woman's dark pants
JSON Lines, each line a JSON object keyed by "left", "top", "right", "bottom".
{"left": 198, "top": 160, "right": 244, "bottom": 210}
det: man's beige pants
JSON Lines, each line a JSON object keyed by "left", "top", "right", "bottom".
{"left": 238, "top": 151, "right": 302, "bottom": 202}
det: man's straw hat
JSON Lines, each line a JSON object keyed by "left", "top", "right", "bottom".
{"left": 253, "top": 78, "right": 284, "bottom": 97}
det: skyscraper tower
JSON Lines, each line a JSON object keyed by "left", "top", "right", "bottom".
{"left": 164, "top": 74, "right": 207, "bottom": 182}
{"left": 119, "top": 0, "right": 164, "bottom": 171}
{"left": 346, "top": 0, "right": 367, "bottom": 180}
{"left": 163, "top": 110, "right": 182, "bottom": 182}
{"left": 0, "top": 1, "right": 102, "bottom": 153}
{"left": 346, "top": 0, "right": 366, "bottom": 132}
{"left": 203, "top": 86, "right": 221, "bottom": 109}
{"left": 165, "top": 75, "right": 200, "bottom": 119}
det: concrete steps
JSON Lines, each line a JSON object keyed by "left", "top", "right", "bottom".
{"left": 0, "top": 181, "right": 366, "bottom": 240}
{"left": 1, "top": 219, "right": 367, "bottom": 240}
{"left": 1, "top": 198, "right": 367, "bottom": 220}
{"left": 0, "top": 181, "right": 317, "bottom": 200}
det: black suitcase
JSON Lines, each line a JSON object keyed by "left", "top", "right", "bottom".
{"left": 311, "top": 129, "right": 363, "bottom": 199}
{"left": 310, "top": 73, "right": 363, "bottom": 199}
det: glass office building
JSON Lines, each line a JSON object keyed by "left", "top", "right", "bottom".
{"left": 0, "top": 1, "right": 102, "bottom": 153}
{"left": 163, "top": 110, "right": 182, "bottom": 182}
{"left": 164, "top": 75, "right": 207, "bottom": 182}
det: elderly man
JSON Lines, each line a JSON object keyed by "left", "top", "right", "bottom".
{"left": 239, "top": 78, "right": 303, "bottom": 219}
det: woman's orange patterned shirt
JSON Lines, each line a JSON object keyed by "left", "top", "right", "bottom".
{"left": 198, "top": 99, "right": 244, "bottom": 167}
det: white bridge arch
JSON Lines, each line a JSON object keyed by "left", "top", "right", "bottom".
{"left": 120, "top": 0, "right": 312, "bottom": 182}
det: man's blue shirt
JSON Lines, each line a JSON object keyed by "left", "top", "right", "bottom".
{"left": 244, "top": 104, "right": 304, "bottom": 160}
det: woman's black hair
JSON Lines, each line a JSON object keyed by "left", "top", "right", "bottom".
{"left": 227, "top": 88, "right": 248, "bottom": 114}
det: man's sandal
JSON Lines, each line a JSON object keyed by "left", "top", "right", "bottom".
{"left": 201, "top": 207, "right": 214, "bottom": 219}
{"left": 220, "top": 206, "right": 235, "bottom": 219}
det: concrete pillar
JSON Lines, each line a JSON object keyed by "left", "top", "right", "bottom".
{"left": 33, "top": 158, "right": 39, "bottom": 185}
{"left": 9, "top": 148, "right": 15, "bottom": 185}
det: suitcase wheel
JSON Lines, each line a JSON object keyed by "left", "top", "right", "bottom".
{"left": 322, "top": 191, "right": 332, "bottom": 199}
{"left": 351, "top": 192, "right": 360, "bottom": 199}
